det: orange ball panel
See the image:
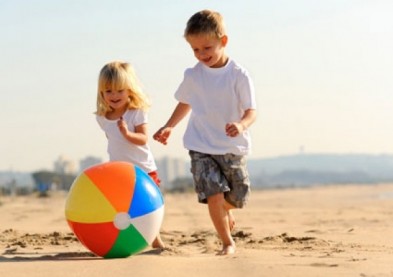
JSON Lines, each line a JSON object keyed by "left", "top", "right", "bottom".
{"left": 84, "top": 162, "right": 136, "bottom": 212}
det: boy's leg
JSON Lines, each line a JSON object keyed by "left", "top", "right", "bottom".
{"left": 189, "top": 150, "right": 235, "bottom": 254}
{"left": 223, "top": 200, "right": 236, "bottom": 231}
{"left": 214, "top": 154, "right": 251, "bottom": 209}
{"left": 207, "top": 193, "right": 236, "bottom": 255}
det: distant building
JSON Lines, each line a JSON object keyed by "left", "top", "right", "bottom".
{"left": 0, "top": 171, "right": 34, "bottom": 195}
{"left": 79, "top": 156, "right": 103, "bottom": 172}
{"left": 53, "top": 155, "right": 76, "bottom": 175}
{"left": 156, "top": 156, "right": 190, "bottom": 189}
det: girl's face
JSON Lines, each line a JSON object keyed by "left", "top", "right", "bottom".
{"left": 102, "top": 86, "right": 129, "bottom": 112}
{"left": 186, "top": 34, "right": 228, "bottom": 68}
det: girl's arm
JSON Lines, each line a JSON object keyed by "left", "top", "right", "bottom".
{"left": 153, "top": 102, "right": 191, "bottom": 145}
{"left": 118, "top": 118, "right": 148, "bottom": 145}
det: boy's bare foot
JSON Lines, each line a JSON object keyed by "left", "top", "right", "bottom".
{"left": 218, "top": 244, "right": 236, "bottom": 255}
{"left": 228, "top": 210, "right": 236, "bottom": 231}
{"left": 152, "top": 236, "right": 165, "bottom": 249}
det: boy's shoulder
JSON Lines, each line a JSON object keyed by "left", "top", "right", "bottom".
{"left": 185, "top": 61, "right": 203, "bottom": 72}
{"left": 229, "top": 59, "right": 249, "bottom": 74}
{"left": 185, "top": 59, "right": 248, "bottom": 75}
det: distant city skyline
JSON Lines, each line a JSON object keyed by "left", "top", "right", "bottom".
{"left": 0, "top": 154, "right": 191, "bottom": 192}
{"left": 3, "top": 152, "right": 393, "bottom": 191}
{"left": 1, "top": 1, "right": 392, "bottom": 171}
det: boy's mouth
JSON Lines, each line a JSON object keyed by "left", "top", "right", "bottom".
{"left": 202, "top": 57, "right": 212, "bottom": 63}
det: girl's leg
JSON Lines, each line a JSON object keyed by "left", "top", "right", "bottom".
{"left": 152, "top": 234, "right": 165, "bottom": 249}
{"left": 149, "top": 171, "right": 165, "bottom": 249}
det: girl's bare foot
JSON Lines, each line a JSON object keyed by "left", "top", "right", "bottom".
{"left": 218, "top": 244, "right": 236, "bottom": 255}
{"left": 152, "top": 235, "right": 165, "bottom": 249}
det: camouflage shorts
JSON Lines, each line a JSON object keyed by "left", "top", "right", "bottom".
{"left": 189, "top": 150, "right": 251, "bottom": 208}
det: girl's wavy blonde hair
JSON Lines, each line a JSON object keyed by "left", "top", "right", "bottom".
{"left": 96, "top": 61, "right": 150, "bottom": 116}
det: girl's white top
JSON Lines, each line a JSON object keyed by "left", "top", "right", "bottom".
{"left": 96, "top": 109, "right": 157, "bottom": 173}
{"left": 175, "top": 59, "right": 256, "bottom": 155}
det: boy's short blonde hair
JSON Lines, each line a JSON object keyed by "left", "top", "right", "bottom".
{"left": 184, "top": 10, "right": 226, "bottom": 39}
{"left": 96, "top": 61, "right": 150, "bottom": 116}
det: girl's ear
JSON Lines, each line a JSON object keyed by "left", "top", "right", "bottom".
{"left": 221, "top": 35, "right": 228, "bottom": 47}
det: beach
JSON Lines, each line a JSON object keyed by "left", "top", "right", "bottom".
{"left": 1, "top": 183, "right": 393, "bottom": 277}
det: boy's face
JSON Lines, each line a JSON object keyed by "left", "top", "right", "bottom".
{"left": 186, "top": 34, "right": 228, "bottom": 68}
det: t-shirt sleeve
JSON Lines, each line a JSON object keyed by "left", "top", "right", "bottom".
{"left": 174, "top": 69, "right": 192, "bottom": 104}
{"left": 132, "top": 109, "right": 148, "bottom": 127}
{"left": 236, "top": 69, "right": 257, "bottom": 110}
{"left": 96, "top": 115, "right": 105, "bottom": 130}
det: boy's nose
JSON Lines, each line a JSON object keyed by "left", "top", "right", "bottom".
{"left": 198, "top": 50, "right": 207, "bottom": 58}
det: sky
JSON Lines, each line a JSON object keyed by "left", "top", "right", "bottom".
{"left": 1, "top": 0, "right": 392, "bottom": 172}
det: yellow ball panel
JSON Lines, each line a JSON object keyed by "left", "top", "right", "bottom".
{"left": 65, "top": 173, "right": 117, "bottom": 223}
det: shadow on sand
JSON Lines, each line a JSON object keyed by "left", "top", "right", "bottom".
{"left": 0, "top": 251, "right": 99, "bottom": 262}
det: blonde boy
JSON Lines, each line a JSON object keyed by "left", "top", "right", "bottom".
{"left": 154, "top": 10, "right": 257, "bottom": 255}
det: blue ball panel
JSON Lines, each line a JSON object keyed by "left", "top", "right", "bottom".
{"left": 129, "top": 166, "right": 164, "bottom": 218}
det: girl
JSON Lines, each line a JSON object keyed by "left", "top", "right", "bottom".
{"left": 95, "top": 61, "right": 164, "bottom": 249}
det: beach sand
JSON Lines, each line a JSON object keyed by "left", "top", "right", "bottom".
{"left": 1, "top": 183, "right": 393, "bottom": 277}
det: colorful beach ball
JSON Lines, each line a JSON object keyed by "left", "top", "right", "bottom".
{"left": 65, "top": 161, "right": 164, "bottom": 258}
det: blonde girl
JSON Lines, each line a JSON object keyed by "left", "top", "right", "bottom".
{"left": 96, "top": 61, "right": 149, "bottom": 116}
{"left": 96, "top": 61, "right": 164, "bottom": 249}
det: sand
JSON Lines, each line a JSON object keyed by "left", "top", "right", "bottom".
{"left": 1, "top": 183, "right": 393, "bottom": 277}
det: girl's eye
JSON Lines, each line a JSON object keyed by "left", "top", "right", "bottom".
{"left": 105, "top": 90, "right": 112, "bottom": 94}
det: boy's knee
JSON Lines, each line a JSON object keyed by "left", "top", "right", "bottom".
{"left": 207, "top": 193, "right": 225, "bottom": 205}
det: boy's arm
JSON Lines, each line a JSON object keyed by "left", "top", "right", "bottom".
{"left": 163, "top": 102, "right": 191, "bottom": 128}
{"left": 226, "top": 108, "right": 257, "bottom": 137}
{"left": 153, "top": 102, "right": 191, "bottom": 145}
{"left": 240, "top": 108, "right": 257, "bottom": 129}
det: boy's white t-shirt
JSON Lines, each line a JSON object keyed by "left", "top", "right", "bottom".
{"left": 96, "top": 109, "right": 157, "bottom": 173}
{"left": 175, "top": 59, "right": 256, "bottom": 155}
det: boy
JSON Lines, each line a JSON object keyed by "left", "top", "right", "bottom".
{"left": 153, "top": 10, "right": 257, "bottom": 255}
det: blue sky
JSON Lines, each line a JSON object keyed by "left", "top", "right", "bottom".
{"left": 1, "top": 0, "right": 392, "bottom": 171}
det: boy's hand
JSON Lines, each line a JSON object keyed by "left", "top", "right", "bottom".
{"left": 225, "top": 122, "right": 245, "bottom": 137}
{"left": 153, "top": 127, "right": 172, "bottom": 145}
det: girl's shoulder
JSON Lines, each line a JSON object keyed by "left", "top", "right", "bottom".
{"left": 124, "top": 108, "right": 145, "bottom": 115}
{"left": 123, "top": 108, "right": 147, "bottom": 121}
{"left": 96, "top": 113, "right": 105, "bottom": 123}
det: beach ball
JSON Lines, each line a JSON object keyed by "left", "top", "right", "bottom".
{"left": 65, "top": 161, "right": 164, "bottom": 258}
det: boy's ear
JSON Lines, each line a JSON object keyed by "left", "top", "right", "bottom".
{"left": 221, "top": 35, "right": 228, "bottom": 46}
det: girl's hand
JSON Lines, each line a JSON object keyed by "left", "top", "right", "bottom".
{"left": 225, "top": 122, "right": 245, "bottom": 137}
{"left": 153, "top": 126, "right": 172, "bottom": 145}
{"left": 117, "top": 117, "right": 128, "bottom": 136}
{"left": 117, "top": 118, "right": 148, "bottom": 145}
